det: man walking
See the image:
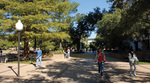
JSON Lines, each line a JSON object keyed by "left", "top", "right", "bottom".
{"left": 34, "top": 47, "right": 42, "bottom": 67}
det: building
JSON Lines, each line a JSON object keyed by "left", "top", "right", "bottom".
{"left": 87, "top": 37, "right": 96, "bottom": 45}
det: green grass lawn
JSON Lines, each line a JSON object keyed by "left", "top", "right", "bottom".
{"left": 71, "top": 54, "right": 95, "bottom": 58}
{"left": 7, "top": 60, "right": 36, "bottom": 64}
{"left": 137, "top": 62, "right": 150, "bottom": 65}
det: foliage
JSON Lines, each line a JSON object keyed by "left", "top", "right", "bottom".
{"left": 0, "top": 40, "right": 15, "bottom": 49}
{"left": 69, "top": 7, "right": 103, "bottom": 51}
{"left": 52, "top": 50, "right": 63, "bottom": 54}
{"left": 83, "top": 44, "right": 89, "bottom": 49}
{"left": 57, "top": 47, "right": 63, "bottom": 50}
{"left": 52, "top": 47, "right": 63, "bottom": 54}
{"left": 97, "top": 8, "right": 129, "bottom": 50}
{"left": 0, "top": 0, "right": 79, "bottom": 59}
{"left": 97, "top": 0, "right": 150, "bottom": 53}
{"left": 137, "top": 62, "right": 150, "bottom": 65}
{"left": 40, "top": 40, "right": 55, "bottom": 52}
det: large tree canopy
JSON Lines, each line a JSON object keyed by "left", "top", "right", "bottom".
{"left": 69, "top": 7, "right": 103, "bottom": 51}
{"left": 0, "top": 0, "right": 79, "bottom": 59}
{"left": 97, "top": 0, "right": 150, "bottom": 53}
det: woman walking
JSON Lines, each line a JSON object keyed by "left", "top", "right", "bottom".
{"left": 128, "top": 49, "right": 139, "bottom": 76}
{"left": 95, "top": 48, "right": 106, "bottom": 78}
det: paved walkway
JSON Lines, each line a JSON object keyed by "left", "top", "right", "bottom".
{"left": 104, "top": 57, "right": 150, "bottom": 83}
{"left": 0, "top": 54, "right": 150, "bottom": 83}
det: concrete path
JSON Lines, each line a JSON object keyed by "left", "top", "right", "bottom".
{"left": 0, "top": 54, "right": 150, "bottom": 83}
{"left": 104, "top": 57, "right": 150, "bottom": 83}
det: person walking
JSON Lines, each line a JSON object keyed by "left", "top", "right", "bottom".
{"left": 63, "top": 48, "right": 67, "bottom": 58}
{"left": 95, "top": 48, "right": 106, "bottom": 78}
{"left": 67, "top": 47, "right": 70, "bottom": 58}
{"left": 34, "top": 47, "right": 42, "bottom": 67}
{"left": 128, "top": 49, "right": 139, "bottom": 76}
{"left": 0, "top": 49, "right": 2, "bottom": 62}
{"left": 0, "top": 49, "right": 2, "bottom": 56}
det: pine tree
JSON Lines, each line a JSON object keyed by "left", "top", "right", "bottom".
{"left": 0, "top": 0, "right": 79, "bottom": 60}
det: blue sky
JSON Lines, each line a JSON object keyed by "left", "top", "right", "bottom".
{"left": 70, "top": 0, "right": 111, "bottom": 37}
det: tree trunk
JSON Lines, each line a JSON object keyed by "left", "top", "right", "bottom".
{"left": 23, "top": 37, "right": 29, "bottom": 60}
{"left": 142, "top": 40, "right": 147, "bottom": 61}
{"left": 77, "top": 39, "right": 80, "bottom": 52}
{"left": 34, "top": 38, "right": 36, "bottom": 50}
{"left": 60, "top": 39, "right": 62, "bottom": 48}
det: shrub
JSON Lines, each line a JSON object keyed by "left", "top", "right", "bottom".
{"left": 53, "top": 50, "right": 63, "bottom": 54}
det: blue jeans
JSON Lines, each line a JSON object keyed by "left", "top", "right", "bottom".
{"left": 36, "top": 56, "right": 42, "bottom": 66}
{"left": 67, "top": 52, "right": 70, "bottom": 58}
{"left": 129, "top": 62, "right": 136, "bottom": 75}
{"left": 98, "top": 62, "right": 104, "bottom": 76}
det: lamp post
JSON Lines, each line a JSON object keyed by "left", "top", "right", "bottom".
{"left": 15, "top": 20, "right": 23, "bottom": 77}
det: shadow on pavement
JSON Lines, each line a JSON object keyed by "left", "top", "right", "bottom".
{"left": 105, "top": 62, "right": 150, "bottom": 82}
{"left": 8, "top": 66, "right": 18, "bottom": 76}
{"left": 45, "top": 58, "right": 110, "bottom": 83}
{"left": 1, "top": 57, "right": 149, "bottom": 83}
{"left": 0, "top": 75, "right": 50, "bottom": 83}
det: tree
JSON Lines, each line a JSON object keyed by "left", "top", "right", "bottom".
{"left": 0, "top": 0, "right": 79, "bottom": 60}
{"left": 97, "top": 0, "right": 150, "bottom": 54}
{"left": 97, "top": 9, "right": 126, "bottom": 49}
{"left": 50, "top": 0, "right": 79, "bottom": 48}
{"left": 107, "top": 0, "right": 150, "bottom": 27}
{"left": 107, "top": 0, "right": 136, "bottom": 9}
{"left": 69, "top": 7, "right": 103, "bottom": 51}
{"left": 119, "top": 0, "right": 150, "bottom": 59}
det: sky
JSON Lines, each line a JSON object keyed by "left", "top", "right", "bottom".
{"left": 70, "top": 0, "right": 111, "bottom": 37}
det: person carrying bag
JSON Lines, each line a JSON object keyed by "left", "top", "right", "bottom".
{"left": 128, "top": 49, "right": 139, "bottom": 76}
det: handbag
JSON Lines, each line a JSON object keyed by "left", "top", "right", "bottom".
{"left": 134, "top": 56, "right": 139, "bottom": 62}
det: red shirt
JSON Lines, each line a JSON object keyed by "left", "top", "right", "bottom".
{"left": 98, "top": 54, "right": 103, "bottom": 62}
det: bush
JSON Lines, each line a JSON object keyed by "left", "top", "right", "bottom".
{"left": 43, "top": 52, "right": 53, "bottom": 58}
{"left": 51, "top": 47, "right": 63, "bottom": 54}
{"left": 57, "top": 47, "right": 63, "bottom": 50}
{"left": 53, "top": 50, "right": 63, "bottom": 54}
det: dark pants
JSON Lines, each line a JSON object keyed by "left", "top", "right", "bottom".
{"left": 98, "top": 62, "right": 104, "bottom": 76}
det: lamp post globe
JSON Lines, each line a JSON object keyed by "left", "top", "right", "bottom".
{"left": 15, "top": 20, "right": 23, "bottom": 31}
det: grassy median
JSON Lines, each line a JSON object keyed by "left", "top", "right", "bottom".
{"left": 71, "top": 54, "right": 95, "bottom": 58}
{"left": 7, "top": 60, "right": 36, "bottom": 64}
{"left": 137, "top": 62, "right": 150, "bottom": 65}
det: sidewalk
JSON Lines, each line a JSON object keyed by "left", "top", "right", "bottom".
{"left": 0, "top": 56, "right": 108, "bottom": 83}
{"left": 0, "top": 54, "right": 69, "bottom": 82}
{"left": 0, "top": 54, "right": 150, "bottom": 83}
{"left": 105, "top": 57, "right": 150, "bottom": 83}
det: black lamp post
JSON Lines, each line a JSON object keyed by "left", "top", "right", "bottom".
{"left": 15, "top": 20, "right": 23, "bottom": 77}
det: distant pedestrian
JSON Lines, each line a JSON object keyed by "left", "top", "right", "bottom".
{"left": 0, "top": 49, "right": 2, "bottom": 62}
{"left": 67, "top": 47, "right": 70, "bottom": 58}
{"left": 34, "top": 47, "right": 42, "bottom": 67}
{"left": 128, "top": 49, "right": 139, "bottom": 76}
{"left": 63, "top": 48, "right": 67, "bottom": 58}
{"left": 0, "top": 49, "right": 2, "bottom": 56}
{"left": 95, "top": 48, "right": 106, "bottom": 78}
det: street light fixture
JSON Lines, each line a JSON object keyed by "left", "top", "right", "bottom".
{"left": 15, "top": 20, "right": 23, "bottom": 77}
